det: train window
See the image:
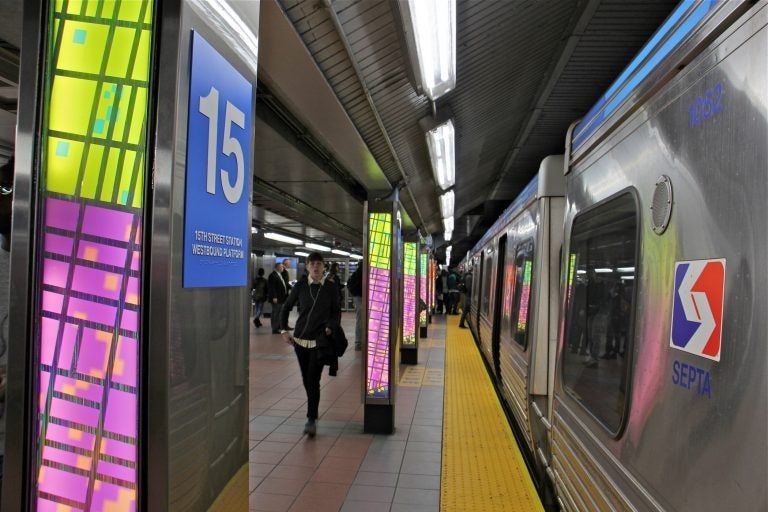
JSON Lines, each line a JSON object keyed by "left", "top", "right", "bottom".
{"left": 481, "top": 250, "right": 493, "bottom": 316}
{"left": 510, "top": 240, "right": 534, "bottom": 347}
{"left": 562, "top": 193, "right": 637, "bottom": 434}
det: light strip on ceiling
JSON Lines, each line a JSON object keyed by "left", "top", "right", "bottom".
{"left": 439, "top": 189, "right": 454, "bottom": 219}
{"left": 350, "top": 254, "right": 364, "bottom": 260}
{"left": 264, "top": 232, "right": 303, "bottom": 245}
{"left": 331, "top": 249, "right": 351, "bottom": 256}
{"left": 426, "top": 119, "right": 455, "bottom": 190}
{"left": 295, "top": 251, "right": 310, "bottom": 257}
{"left": 305, "top": 242, "right": 331, "bottom": 252}
{"left": 443, "top": 215, "right": 454, "bottom": 233}
{"left": 406, "top": 0, "right": 456, "bottom": 100}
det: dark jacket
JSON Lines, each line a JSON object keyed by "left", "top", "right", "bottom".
{"left": 281, "top": 268, "right": 292, "bottom": 291}
{"left": 267, "top": 270, "right": 288, "bottom": 303}
{"left": 251, "top": 276, "right": 267, "bottom": 302}
{"left": 316, "top": 323, "right": 348, "bottom": 376}
{"left": 280, "top": 275, "right": 341, "bottom": 340}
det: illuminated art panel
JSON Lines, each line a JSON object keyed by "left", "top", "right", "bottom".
{"left": 367, "top": 213, "right": 392, "bottom": 398}
{"left": 35, "top": 2, "right": 153, "bottom": 510}
{"left": 517, "top": 261, "right": 532, "bottom": 332}
{"left": 402, "top": 242, "right": 417, "bottom": 346}
{"left": 419, "top": 253, "right": 428, "bottom": 327}
{"left": 429, "top": 259, "right": 436, "bottom": 309}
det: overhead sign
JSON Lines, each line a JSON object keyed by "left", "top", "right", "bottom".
{"left": 670, "top": 259, "right": 725, "bottom": 361}
{"left": 184, "top": 31, "right": 252, "bottom": 287}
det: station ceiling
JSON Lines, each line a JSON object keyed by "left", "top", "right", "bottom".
{"left": 259, "top": 0, "right": 680, "bottom": 261}
{"left": 0, "top": 0, "right": 681, "bottom": 259}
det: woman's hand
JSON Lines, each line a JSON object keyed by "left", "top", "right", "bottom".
{"left": 324, "top": 327, "right": 332, "bottom": 336}
{"left": 281, "top": 331, "right": 293, "bottom": 345}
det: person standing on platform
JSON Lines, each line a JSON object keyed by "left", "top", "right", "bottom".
{"left": 281, "top": 258, "right": 295, "bottom": 328}
{"left": 346, "top": 265, "right": 364, "bottom": 351}
{"left": 267, "top": 262, "right": 288, "bottom": 334}
{"left": 280, "top": 252, "right": 341, "bottom": 437}
{"left": 458, "top": 269, "right": 473, "bottom": 328}
{"left": 447, "top": 269, "right": 460, "bottom": 314}
{"left": 251, "top": 267, "right": 267, "bottom": 327}
{"left": 281, "top": 258, "right": 293, "bottom": 291}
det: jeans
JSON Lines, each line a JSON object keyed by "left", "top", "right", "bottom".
{"left": 254, "top": 301, "right": 264, "bottom": 322}
{"left": 294, "top": 343, "right": 321, "bottom": 419}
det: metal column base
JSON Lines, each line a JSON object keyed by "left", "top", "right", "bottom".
{"left": 420, "top": 326, "right": 428, "bottom": 338}
{"left": 364, "top": 404, "right": 394, "bottom": 434}
{"left": 401, "top": 348, "right": 418, "bottom": 365}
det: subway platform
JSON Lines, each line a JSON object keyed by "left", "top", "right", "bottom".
{"left": 247, "top": 312, "right": 542, "bottom": 512}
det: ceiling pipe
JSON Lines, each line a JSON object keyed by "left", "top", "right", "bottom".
{"left": 322, "top": 0, "right": 428, "bottom": 232}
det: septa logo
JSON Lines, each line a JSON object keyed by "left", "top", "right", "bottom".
{"left": 670, "top": 259, "right": 725, "bottom": 361}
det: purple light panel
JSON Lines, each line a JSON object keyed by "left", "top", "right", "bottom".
{"left": 419, "top": 253, "right": 427, "bottom": 327}
{"left": 402, "top": 242, "right": 417, "bottom": 346}
{"left": 38, "top": 198, "right": 141, "bottom": 510}
{"left": 367, "top": 213, "right": 392, "bottom": 398}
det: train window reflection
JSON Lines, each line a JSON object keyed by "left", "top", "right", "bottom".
{"left": 481, "top": 251, "right": 493, "bottom": 316}
{"left": 563, "top": 193, "right": 637, "bottom": 434}
{"left": 511, "top": 240, "right": 534, "bottom": 348}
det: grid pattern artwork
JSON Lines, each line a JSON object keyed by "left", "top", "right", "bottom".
{"left": 35, "top": 2, "right": 154, "bottom": 510}
{"left": 419, "top": 253, "right": 428, "bottom": 327}
{"left": 367, "top": 213, "right": 392, "bottom": 398}
{"left": 430, "top": 259, "right": 436, "bottom": 309}
{"left": 402, "top": 242, "right": 417, "bottom": 346}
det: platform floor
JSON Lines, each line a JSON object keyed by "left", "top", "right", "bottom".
{"left": 248, "top": 311, "right": 542, "bottom": 512}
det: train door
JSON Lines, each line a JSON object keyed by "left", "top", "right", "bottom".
{"left": 492, "top": 234, "right": 507, "bottom": 380}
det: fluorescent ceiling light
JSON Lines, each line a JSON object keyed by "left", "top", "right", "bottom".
{"left": 331, "top": 249, "right": 351, "bottom": 256}
{"left": 617, "top": 267, "right": 635, "bottom": 273}
{"left": 594, "top": 268, "right": 613, "bottom": 273}
{"left": 406, "top": 0, "right": 456, "bottom": 100}
{"left": 426, "top": 120, "right": 455, "bottom": 190}
{"left": 350, "top": 254, "right": 364, "bottom": 260}
{"left": 621, "top": 275, "right": 635, "bottom": 280}
{"left": 264, "top": 232, "right": 303, "bottom": 245}
{"left": 251, "top": 227, "right": 258, "bottom": 235}
{"left": 444, "top": 230, "right": 452, "bottom": 241}
{"left": 576, "top": 270, "right": 587, "bottom": 275}
{"left": 295, "top": 251, "right": 309, "bottom": 257}
{"left": 443, "top": 215, "right": 454, "bottom": 233}
{"left": 305, "top": 242, "right": 331, "bottom": 252}
{"left": 439, "top": 190, "right": 454, "bottom": 219}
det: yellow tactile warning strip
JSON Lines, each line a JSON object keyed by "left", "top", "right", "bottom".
{"left": 441, "top": 316, "right": 544, "bottom": 512}
{"left": 208, "top": 463, "right": 247, "bottom": 511}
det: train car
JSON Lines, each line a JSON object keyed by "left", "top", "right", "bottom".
{"left": 465, "top": 1, "right": 768, "bottom": 510}
{"left": 466, "top": 155, "right": 565, "bottom": 468}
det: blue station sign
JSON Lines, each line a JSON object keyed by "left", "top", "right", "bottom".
{"left": 183, "top": 31, "right": 252, "bottom": 287}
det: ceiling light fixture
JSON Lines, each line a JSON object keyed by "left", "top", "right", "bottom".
{"left": 439, "top": 190, "right": 454, "bottom": 219}
{"left": 443, "top": 215, "right": 454, "bottom": 234}
{"left": 350, "top": 254, "right": 364, "bottom": 260}
{"left": 264, "top": 232, "right": 303, "bottom": 245}
{"left": 295, "top": 251, "right": 310, "bottom": 257}
{"left": 405, "top": 0, "right": 456, "bottom": 101}
{"left": 331, "top": 249, "right": 351, "bottom": 256}
{"left": 426, "top": 119, "right": 455, "bottom": 190}
{"left": 305, "top": 242, "right": 331, "bottom": 252}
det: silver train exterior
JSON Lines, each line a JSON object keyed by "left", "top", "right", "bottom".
{"left": 463, "top": 1, "right": 767, "bottom": 510}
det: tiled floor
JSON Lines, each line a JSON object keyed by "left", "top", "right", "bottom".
{"left": 249, "top": 311, "right": 446, "bottom": 512}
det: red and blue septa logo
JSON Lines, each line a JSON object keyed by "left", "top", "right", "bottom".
{"left": 670, "top": 259, "right": 726, "bottom": 361}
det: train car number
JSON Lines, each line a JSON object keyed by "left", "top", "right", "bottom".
{"left": 688, "top": 82, "right": 722, "bottom": 127}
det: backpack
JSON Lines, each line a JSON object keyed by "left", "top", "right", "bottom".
{"left": 347, "top": 267, "right": 363, "bottom": 296}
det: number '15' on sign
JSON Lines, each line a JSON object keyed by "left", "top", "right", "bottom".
{"left": 199, "top": 86, "right": 245, "bottom": 204}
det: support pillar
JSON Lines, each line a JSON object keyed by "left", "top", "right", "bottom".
{"left": 363, "top": 200, "right": 402, "bottom": 434}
